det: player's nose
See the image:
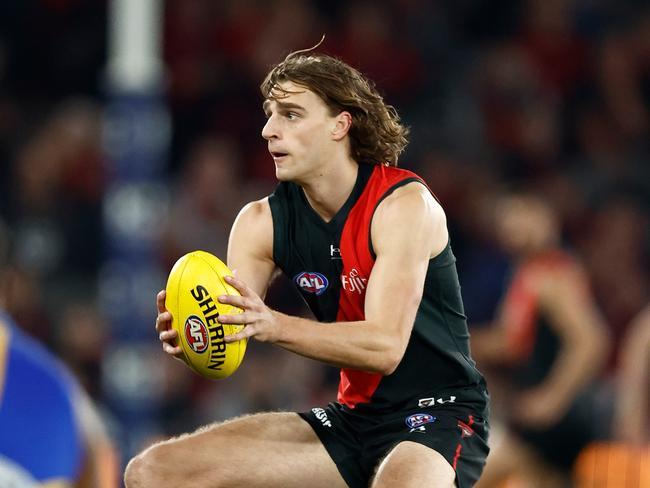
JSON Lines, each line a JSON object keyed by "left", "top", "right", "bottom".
{"left": 262, "top": 115, "right": 279, "bottom": 140}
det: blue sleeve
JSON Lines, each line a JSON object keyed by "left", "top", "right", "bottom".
{"left": 0, "top": 321, "right": 84, "bottom": 483}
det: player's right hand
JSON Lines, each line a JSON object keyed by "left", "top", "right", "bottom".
{"left": 155, "top": 290, "right": 183, "bottom": 358}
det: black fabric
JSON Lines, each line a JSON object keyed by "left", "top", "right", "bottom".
{"left": 300, "top": 394, "right": 489, "bottom": 488}
{"left": 268, "top": 163, "right": 373, "bottom": 322}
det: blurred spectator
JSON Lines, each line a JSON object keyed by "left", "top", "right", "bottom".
{"left": 56, "top": 302, "right": 110, "bottom": 398}
{"left": 576, "top": 196, "right": 649, "bottom": 368}
{"left": 333, "top": 1, "right": 425, "bottom": 105}
{"left": 162, "top": 135, "right": 253, "bottom": 265}
{"left": 472, "top": 194, "right": 609, "bottom": 488}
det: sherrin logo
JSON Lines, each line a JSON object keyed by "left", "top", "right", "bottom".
{"left": 294, "top": 272, "right": 329, "bottom": 295}
{"left": 184, "top": 315, "right": 209, "bottom": 353}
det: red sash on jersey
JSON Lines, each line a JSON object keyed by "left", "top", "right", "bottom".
{"left": 336, "top": 165, "right": 425, "bottom": 408}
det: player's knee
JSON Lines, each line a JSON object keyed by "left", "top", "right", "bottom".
{"left": 125, "top": 438, "right": 233, "bottom": 488}
{"left": 124, "top": 444, "right": 173, "bottom": 488}
{"left": 124, "top": 453, "right": 146, "bottom": 487}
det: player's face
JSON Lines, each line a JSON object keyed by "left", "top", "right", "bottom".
{"left": 262, "top": 82, "right": 341, "bottom": 182}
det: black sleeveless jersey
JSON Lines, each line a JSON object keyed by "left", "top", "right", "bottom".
{"left": 268, "top": 163, "right": 487, "bottom": 413}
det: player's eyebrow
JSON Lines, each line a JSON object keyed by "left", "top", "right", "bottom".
{"left": 263, "top": 100, "right": 306, "bottom": 115}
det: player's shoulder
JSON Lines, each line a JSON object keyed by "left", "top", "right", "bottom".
{"left": 234, "top": 197, "right": 273, "bottom": 227}
{"left": 376, "top": 180, "right": 445, "bottom": 223}
{"left": 229, "top": 198, "right": 274, "bottom": 258}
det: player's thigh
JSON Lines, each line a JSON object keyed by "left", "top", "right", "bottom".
{"left": 125, "top": 411, "right": 347, "bottom": 488}
{"left": 371, "top": 441, "right": 456, "bottom": 488}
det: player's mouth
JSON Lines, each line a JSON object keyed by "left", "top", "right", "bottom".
{"left": 270, "top": 150, "right": 289, "bottom": 161}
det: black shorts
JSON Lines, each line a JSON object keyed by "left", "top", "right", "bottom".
{"left": 299, "top": 390, "right": 489, "bottom": 488}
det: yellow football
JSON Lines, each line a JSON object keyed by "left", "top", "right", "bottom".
{"left": 165, "top": 250, "right": 247, "bottom": 380}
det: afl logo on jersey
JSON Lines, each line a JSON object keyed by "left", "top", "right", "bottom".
{"left": 294, "top": 272, "right": 329, "bottom": 296}
{"left": 184, "top": 315, "right": 209, "bottom": 353}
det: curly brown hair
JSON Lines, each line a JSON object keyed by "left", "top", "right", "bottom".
{"left": 260, "top": 50, "right": 409, "bottom": 167}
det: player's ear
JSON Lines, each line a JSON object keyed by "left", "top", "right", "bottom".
{"left": 331, "top": 111, "right": 352, "bottom": 141}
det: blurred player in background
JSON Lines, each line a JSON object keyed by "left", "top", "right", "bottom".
{"left": 126, "top": 48, "right": 490, "bottom": 487}
{"left": 471, "top": 194, "right": 609, "bottom": 488}
{"left": 613, "top": 304, "right": 650, "bottom": 445}
{"left": 0, "top": 219, "right": 118, "bottom": 487}
{"left": 571, "top": 303, "right": 650, "bottom": 486}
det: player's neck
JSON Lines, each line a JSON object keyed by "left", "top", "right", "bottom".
{"left": 300, "top": 156, "right": 359, "bottom": 223}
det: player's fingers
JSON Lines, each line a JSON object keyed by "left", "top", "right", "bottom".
{"left": 225, "top": 326, "right": 254, "bottom": 343}
{"left": 155, "top": 311, "right": 173, "bottom": 333}
{"left": 219, "top": 312, "right": 250, "bottom": 325}
{"left": 223, "top": 275, "right": 252, "bottom": 297}
{"left": 163, "top": 342, "right": 183, "bottom": 356}
{"left": 157, "top": 290, "right": 167, "bottom": 313}
{"left": 159, "top": 329, "right": 178, "bottom": 342}
{"left": 218, "top": 294, "right": 256, "bottom": 310}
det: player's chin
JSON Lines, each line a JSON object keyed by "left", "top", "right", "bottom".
{"left": 274, "top": 166, "right": 294, "bottom": 182}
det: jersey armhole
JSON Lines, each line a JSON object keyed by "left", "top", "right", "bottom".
{"left": 267, "top": 191, "right": 286, "bottom": 269}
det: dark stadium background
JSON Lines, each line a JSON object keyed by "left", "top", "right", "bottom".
{"left": 0, "top": 0, "right": 647, "bottom": 478}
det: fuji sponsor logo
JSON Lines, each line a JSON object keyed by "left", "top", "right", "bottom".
{"left": 341, "top": 268, "right": 367, "bottom": 294}
{"left": 294, "top": 272, "right": 329, "bottom": 295}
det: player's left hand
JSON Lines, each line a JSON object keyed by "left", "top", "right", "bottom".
{"left": 512, "top": 386, "right": 569, "bottom": 429}
{"left": 218, "top": 275, "right": 283, "bottom": 343}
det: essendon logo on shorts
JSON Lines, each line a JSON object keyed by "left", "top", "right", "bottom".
{"left": 458, "top": 418, "right": 475, "bottom": 438}
{"left": 294, "top": 272, "right": 329, "bottom": 295}
{"left": 184, "top": 315, "right": 209, "bottom": 353}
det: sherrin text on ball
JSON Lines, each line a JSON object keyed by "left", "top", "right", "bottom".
{"left": 165, "top": 251, "right": 247, "bottom": 379}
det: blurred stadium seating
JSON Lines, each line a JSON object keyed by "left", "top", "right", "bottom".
{"left": 0, "top": 0, "right": 647, "bottom": 484}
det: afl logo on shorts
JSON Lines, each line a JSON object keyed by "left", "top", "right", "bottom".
{"left": 294, "top": 272, "right": 329, "bottom": 296}
{"left": 184, "top": 315, "right": 209, "bottom": 353}
{"left": 405, "top": 413, "right": 436, "bottom": 429}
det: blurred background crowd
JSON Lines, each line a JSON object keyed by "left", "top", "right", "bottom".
{"left": 0, "top": 0, "right": 648, "bottom": 484}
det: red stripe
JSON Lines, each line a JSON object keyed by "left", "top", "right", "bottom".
{"left": 336, "top": 166, "right": 425, "bottom": 408}
{"left": 452, "top": 444, "right": 462, "bottom": 470}
{"left": 453, "top": 415, "right": 474, "bottom": 471}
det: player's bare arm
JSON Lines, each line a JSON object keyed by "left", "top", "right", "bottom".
{"left": 226, "top": 197, "right": 277, "bottom": 298}
{"left": 155, "top": 198, "right": 276, "bottom": 358}
{"left": 513, "top": 264, "right": 608, "bottom": 427}
{"left": 219, "top": 182, "right": 447, "bottom": 375}
{"left": 614, "top": 305, "right": 650, "bottom": 444}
